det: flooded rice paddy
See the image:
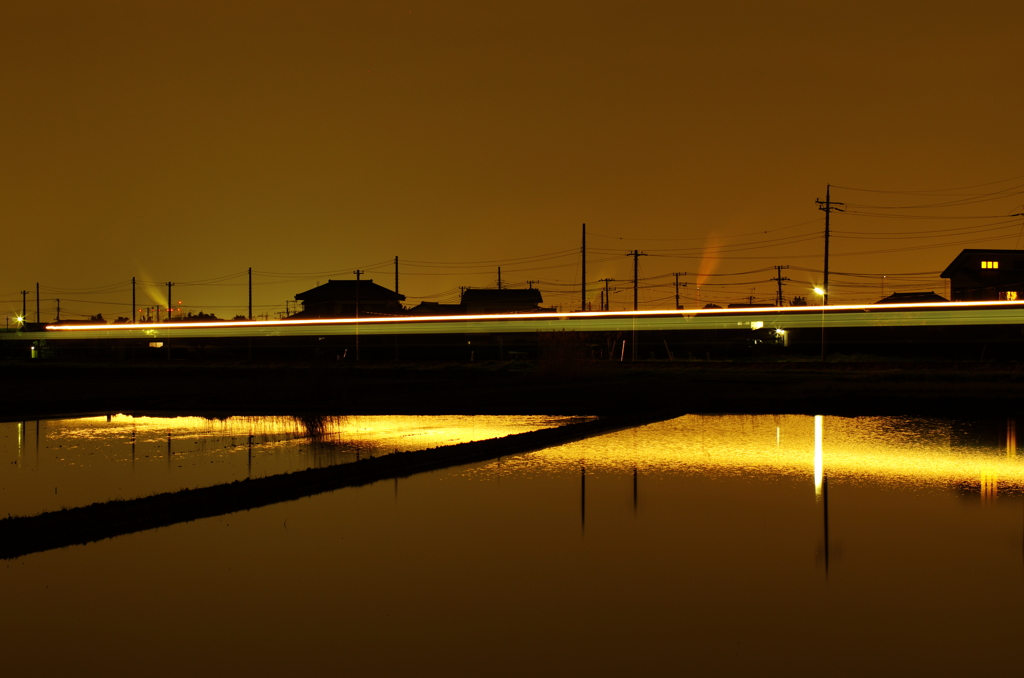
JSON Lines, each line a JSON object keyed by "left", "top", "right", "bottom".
{"left": 3, "top": 413, "right": 1024, "bottom": 676}
{"left": 0, "top": 414, "right": 583, "bottom": 517}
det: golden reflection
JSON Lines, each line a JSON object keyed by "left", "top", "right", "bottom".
{"left": 468, "top": 415, "right": 1024, "bottom": 493}
{"left": 64, "top": 414, "right": 581, "bottom": 449}
{"left": 0, "top": 415, "right": 584, "bottom": 519}
{"left": 981, "top": 472, "right": 998, "bottom": 503}
{"left": 1007, "top": 419, "right": 1016, "bottom": 458}
{"left": 814, "top": 415, "right": 823, "bottom": 499}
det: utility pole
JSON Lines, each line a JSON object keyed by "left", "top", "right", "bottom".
{"left": 56, "top": 299, "right": 60, "bottom": 322}
{"left": 581, "top": 223, "right": 587, "bottom": 312}
{"left": 21, "top": 290, "right": 27, "bottom": 323}
{"left": 773, "top": 265, "right": 791, "bottom": 307}
{"left": 394, "top": 256, "right": 399, "bottom": 297}
{"left": 248, "top": 267, "right": 253, "bottom": 320}
{"left": 132, "top": 277, "right": 136, "bottom": 324}
{"left": 497, "top": 267, "right": 502, "bottom": 290}
{"left": 526, "top": 280, "right": 537, "bottom": 289}
{"left": 627, "top": 251, "right": 647, "bottom": 311}
{"left": 353, "top": 270, "right": 363, "bottom": 317}
{"left": 166, "top": 282, "right": 174, "bottom": 321}
{"left": 35, "top": 283, "right": 40, "bottom": 323}
{"left": 627, "top": 251, "right": 647, "bottom": 362}
{"left": 815, "top": 185, "right": 844, "bottom": 305}
{"left": 600, "top": 278, "right": 614, "bottom": 311}
{"left": 673, "top": 272, "right": 686, "bottom": 310}
{"left": 353, "top": 269, "right": 364, "bottom": 361}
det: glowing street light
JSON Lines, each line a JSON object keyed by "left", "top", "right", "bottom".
{"left": 814, "top": 287, "right": 826, "bottom": 361}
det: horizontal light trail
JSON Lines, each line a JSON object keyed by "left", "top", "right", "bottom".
{"left": 1, "top": 300, "right": 1022, "bottom": 341}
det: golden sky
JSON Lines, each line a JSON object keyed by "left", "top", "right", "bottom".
{"left": 3, "top": 1, "right": 1023, "bottom": 319}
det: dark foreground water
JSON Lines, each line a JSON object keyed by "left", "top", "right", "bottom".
{"left": 2, "top": 414, "right": 1023, "bottom": 676}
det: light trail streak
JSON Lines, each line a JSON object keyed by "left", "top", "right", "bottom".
{"left": 0, "top": 300, "right": 1020, "bottom": 341}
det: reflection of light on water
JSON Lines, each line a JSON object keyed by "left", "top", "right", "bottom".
{"left": 1007, "top": 419, "right": 1016, "bottom": 458}
{"left": 469, "top": 415, "right": 1024, "bottom": 492}
{"left": 0, "top": 414, "right": 588, "bottom": 518}
{"left": 981, "top": 471, "right": 998, "bottom": 503}
{"left": 62, "top": 414, "right": 586, "bottom": 451}
{"left": 814, "top": 415, "right": 823, "bottom": 499}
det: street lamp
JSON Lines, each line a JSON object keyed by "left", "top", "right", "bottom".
{"left": 814, "top": 287, "right": 826, "bottom": 361}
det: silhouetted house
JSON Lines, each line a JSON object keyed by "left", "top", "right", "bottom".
{"left": 291, "top": 279, "right": 405, "bottom": 318}
{"left": 874, "top": 292, "right": 948, "bottom": 304}
{"left": 461, "top": 288, "right": 545, "bottom": 314}
{"left": 941, "top": 249, "right": 1024, "bottom": 301}
{"left": 408, "top": 301, "right": 463, "bottom": 316}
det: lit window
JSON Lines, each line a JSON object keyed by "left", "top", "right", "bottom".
{"left": 1000, "top": 291, "right": 1018, "bottom": 301}
{"left": 982, "top": 261, "right": 999, "bottom": 269}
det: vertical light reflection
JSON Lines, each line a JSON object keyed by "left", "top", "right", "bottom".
{"left": 580, "top": 464, "right": 587, "bottom": 534}
{"left": 632, "top": 426, "right": 638, "bottom": 515}
{"left": 814, "top": 415, "right": 823, "bottom": 499}
{"left": 982, "top": 472, "right": 998, "bottom": 504}
{"left": 1007, "top": 419, "right": 1017, "bottom": 459}
{"left": 17, "top": 421, "right": 24, "bottom": 465}
{"left": 633, "top": 465, "right": 638, "bottom": 514}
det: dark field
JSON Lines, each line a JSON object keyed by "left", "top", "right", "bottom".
{"left": 4, "top": 358, "right": 1024, "bottom": 419}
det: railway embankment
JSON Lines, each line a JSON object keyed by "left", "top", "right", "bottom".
{"left": 3, "top": 358, "right": 1024, "bottom": 420}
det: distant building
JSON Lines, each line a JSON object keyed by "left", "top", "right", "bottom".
{"left": 291, "top": 279, "right": 405, "bottom": 319}
{"left": 407, "top": 301, "right": 463, "bottom": 316}
{"left": 874, "top": 292, "right": 948, "bottom": 304}
{"left": 461, "top": 288, "right": 546, "bottom": 315}
{"left": 941, "top": 249, "right": 1024, "bottom": 301}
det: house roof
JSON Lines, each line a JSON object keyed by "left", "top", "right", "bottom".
{"left": 461, "top": 288, "right": 543, "bottom": 304}
{"left": 408, "top": 301, "right": 464, "bottom": 316}
{"left": 295, "top": 279, "right": 405, "bottom": 302}
{"left": 874, "top": 291, "right": 948, "bottom": 304}
{"left": 940, "top": 249, "right": 1024, "bottom": 278}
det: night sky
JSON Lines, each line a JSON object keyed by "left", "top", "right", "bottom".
{"left": 3, "top": 1, "right": 1023, "bottom": 320}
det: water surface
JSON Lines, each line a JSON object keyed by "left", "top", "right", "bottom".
{"left": 2, "top": 413, "right": 1022, "bottom": 676}
{"left": 0, "top": 414, "right": 582, "bottom": 516}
